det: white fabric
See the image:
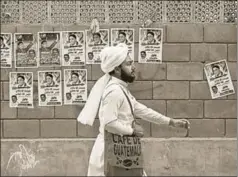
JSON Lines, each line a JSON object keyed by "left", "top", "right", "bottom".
{"left": 77, "top": 44, "right": 128, "bottom": 126}
{"left": 87, "top": 77, "right": 171, "bottom": 176}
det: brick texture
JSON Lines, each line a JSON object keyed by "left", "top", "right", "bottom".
{"left": 227, "top": 81, "right": 236, "bottom": 99}
{"left": 163, "top": 44, "right": 190, "bottom": 61}
{"left": 137, "top": 118, "right": 151, "bottom": 137}
{"left": 225, "top": 119, "right": 237, "bottom": 137}
{"left": 135, "top": 63, "right": 166, "bottom": 80}
{"left": 55, "top": 105, "right": 83, "bottom": 118}
{"left": 167, "top": 100, "right": 203, "bottom": 118}
{"left": 1, "top": 102, "right": 17, "bottom": 119}
{"left": 3, "top": 120, "right": 40, "bottom": 138}
{"left": 227, "top": 62, "right": 237, "bottom": 81}
{"left": 129, "top": 81, "right": 152, "bottom": 99}
{"left": 228, "top": 44, "right": 237, "bottom": 61}
{"left": 137, "top": 100, "right": 166, "bottom": 115}
{"left": 188, "top": 119, "right": 225, "bottom": 137}
{"left": 167, "top": 62, "right": 203, "bottom": 80}
{"left": 191, "top": 44, "right": 227, "bottom": 62}
{"left": 41, "top": 120, "right": 77, "bottom": 138}
{"left": 204, "top": 24, "right": 237, "bottom": 43}
{"left": 91, "top": 64, "right": 104, "bottom": 81}
{"left": 167, "top": 24, "right": 203, "bottom": 42}
{"left": 78, "top": 119, "right": 100, "bottom": 138}
{"left": 153, "top": 81, "right": 189, "bottom": 99}
{"left": 205, "top": 100, "right": 236, "bottom": 118}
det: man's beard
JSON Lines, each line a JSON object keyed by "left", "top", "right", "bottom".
{"left": 121, "top": 68, "right": 135, "bottom": 83}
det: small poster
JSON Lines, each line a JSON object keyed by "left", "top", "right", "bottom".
{"left": 86, "top": 29, "right": 109, "bottom": 64}
{"left": 111, "top": 28, "right": 134, "bottom": 61}
{"left": 38, "top": 70, "right": 62, "bottom": 106}
{"left": 139, "top": 28, "right": 163, "bottom": 63}
{"left": 64, "top": 69, "right": 87, "bottom": 105}
{"left": 14, "top": 33, "right": 37, "bottom": 68}
{"left": 204, "top": 59, "right": 235, "bottom": 99}
{"left": 38, "top": 32, "right": 61, "bottom": 67}
{"left": 9, "top": 72, "right": 33, "bottom": 108}
{"left": 62, "top": 31, "right": 85, "bottom": 66}
{"left": 0, "top": 33, "right": 12, "bottom": 68}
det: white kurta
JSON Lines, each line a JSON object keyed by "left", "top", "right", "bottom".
{"left": 87, "top": 77, "right": 170, "bottom": 176}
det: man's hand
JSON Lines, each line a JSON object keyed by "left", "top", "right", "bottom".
{"left": 169, "top": 118, "right": 190, "bottom": 129}
{"left": 132, "top": 121, "right": 144, "bottom": 137}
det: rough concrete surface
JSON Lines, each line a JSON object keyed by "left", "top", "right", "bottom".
{"left": 1, "top": 138, "right": 236, "bottom": 176}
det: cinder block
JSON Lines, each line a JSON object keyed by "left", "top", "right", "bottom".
{"left": 1, "top": 101, "right": 17, "bottom": 119}
{"left": 18, "top": 102, "right": 54, "bottom": 118}
{"left": 151, "top": 123, "right": 187, "bottom": 138}
{"left": 134, "top": 43, "right": 138, "bottom": 62}
{"left": 1, "top": 25, "right": 16, "bottom": 33}
{"left": 78, "top": 118, "right": 99, "bottom": 138}
{"left": 153, "top": 81, "right": 189, "bottom": 99}
{"left": 129, "top": 81, "right": 152, "bottom": 99}
{"left": 0, "top": 82, "right": 3, "bottom": 101}
{"left": 91, "top": 64, "right": 104, "bottom": 81}
{"left": 135, "top": 63, "right": 166, "bottom": 80}
{"left": 87, "top": 81, "right": 96, "bottom": 95}
{"left": 190, "top": 81, "right": 226, "bottom": 100}
{"left": 136, "top": 118, "right": 151, "bottom": 137}
{"left": 16, "top": 25, "right": 53, "bottom": 33}
{"left": 1, "top": 68, "right": 17, "bottom": 81}
{"left": 163, "top": 44, "right": 190, "bottom": 61}
{"left": 227, "top": 81, "right": 236, "bottom": 99}
{"left": 225, "top": 119, "right": 237, "bottom": 137}
{"left": 55, "top": 105, "right": 84, "bottom": 118}
{"left": 227, "top": 62, "right": 237, "bottom": 80}
{"left": 228, "top": 44, "right": 237, "bottom": 61}
{"left": 188, "top": 119, "right": 225, "bottom": 137}
{"left": 3, "top": 120, "right": 40, "bottom": 138}
{"left": 41, "top": 120, "right": 77, "bottom": 138}
{"left": 191, "top": 44, "right": 227, "bottom": 62}
{"left": 204, "top": 24, "right": 237, "bottom": 43}
{"left": 167, "top": 24, "right": 203, "bottom": 42}
{"left": 0, "top": 120, "right": 3, "bottom": 137}
{"left": 205, "top": 100, "right": 236, "bottom": 118}
{"left": 137, "top": 100, "right": 166, "bottom": 115}
{"left": 3, "top": 82, "right": 9, "bottom": 100}
{"left": 33, "top": 81, "right": 38, "bottom": 101}
{"left": 167, "top": 100, "right": 203, "bottom": 118}
{"left": 167, "top": 62, "right": 203, "bottom": 80}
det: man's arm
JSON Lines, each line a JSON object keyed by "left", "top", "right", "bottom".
{"left": 102, "top": 87, "right": 134, "bottom": 136}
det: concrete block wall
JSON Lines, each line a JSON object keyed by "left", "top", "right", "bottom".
{"left": 1, "top": 23, "right": 237, "bottom": 139}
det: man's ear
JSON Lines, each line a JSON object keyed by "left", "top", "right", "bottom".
{"left": 114, "top": 66, "right": 121, "bottom": 74}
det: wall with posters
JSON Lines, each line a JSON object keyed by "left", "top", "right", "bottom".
{"left": 0, "top": 0, "right": 237, "bottom": 175}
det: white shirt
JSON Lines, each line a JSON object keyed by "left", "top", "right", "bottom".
{"left": 99, "top": 76, "right": 171, "bottom": 136}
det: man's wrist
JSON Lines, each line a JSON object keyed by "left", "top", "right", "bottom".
{"left": 169, "top": 118, "right": 175, "bottom": 127}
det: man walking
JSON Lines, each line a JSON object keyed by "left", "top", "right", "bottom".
{"left": 77, "top": 43, "right": 190, "bottom": 176}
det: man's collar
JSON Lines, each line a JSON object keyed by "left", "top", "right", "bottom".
{"left": 110, "top": 76, "right": 128, "bottom": 87}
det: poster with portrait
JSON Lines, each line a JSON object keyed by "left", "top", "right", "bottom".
{"left": 86, "top": 29, "right": 109, "bottom": 64}
{"left": 64, "top": 69, "right": 87, "bottom": 105}
{"left": 38, "top": 32, "right": 61, "bottom": 67}
{"left": 139, "top": 28, "right": 163, "bottom": 63}
{"left": 14, "top": 33, "right": 37, "bottom": 68}
{"left": 9, "top": 72, "right": 33, "bottom": 108}
{"left": 111, "top": 28, "right": 134, "bottom": 61}
{"left": 204, "top": 59, "right": 235, "bottom": 99}
{"left": 38, "top": 70, "right": 62, "bottom": 106}
{"left": 1, "top": 33, "right": 12, "bottom": 68}
{"left": 62, "top": 31, "right": 85, "bottom": 66}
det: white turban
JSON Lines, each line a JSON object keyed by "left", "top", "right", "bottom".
{"left": 77, "top": 43, "right": 129, "bottom": 126}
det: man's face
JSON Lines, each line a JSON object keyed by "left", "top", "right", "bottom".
{"left": 88, "top": 53, "right": 93, "bottom": 60}
{"left": 52, "top": 49, "right": 59, "bottom": 57}
{"left": 17, "top": 77, "right": 24, "bottom": 86}
{"left": 69, "top": 36, "right": 76, "bottom": 45}
{"left": 29, "top": 51, "right": 35, "bottom": 58}
{"left": 147, "top": 33, "right": 154, "bottom": 42}
{"left": 18, "top": 43, "right": 24, "bottom": 49}
{"left": 213, "top": 67, "right": 221, "bottom": 76}
{"left": 46, "top": 76, "right": 53, "bottom": 84}
{"left": 93, "top": 34, "right": 100, "bottom": 43}
{"left": 212, "top": 87, "right": 218, "bottom": 93}
{"left": 64, "top": 55, "right": 69, "bottom": 62}
{"left": 66, "top": 93, "right": 71, "bottom": 100}
{"left": 12, "top": 96, "right": 17, "bottom": 103}
{"left": 72, "top": 74, "right": 79, "bottom": 83}
{"left": 120, "top": 54, "right": 136, "bottom": 83}
{"left": 42, "top": 41, "right": 47, "bottom": 48}
{"left": 119, "top": 34, "right": 126, "bottom": 43}
{"left": 141, "top": 52, "right": 146, "bottom": 59}
{"left": 41, "top": 95, "right": 46, "bottom": 102}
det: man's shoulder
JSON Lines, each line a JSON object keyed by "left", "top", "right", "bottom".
{"left": 103, "top": 83, "right": 123, "bottom": 98}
